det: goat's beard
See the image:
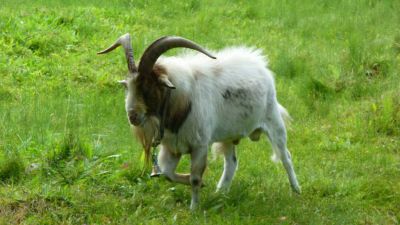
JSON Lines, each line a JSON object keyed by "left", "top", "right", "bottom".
{"left": 132, "top": 115, "right": 160, "bottom": 165}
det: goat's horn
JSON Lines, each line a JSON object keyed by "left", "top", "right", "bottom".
{"left": 138, "top": 36, "right": 216, "bottom": 75}
{"left": 97, "top": 33, "right": 137, "bottom": 73}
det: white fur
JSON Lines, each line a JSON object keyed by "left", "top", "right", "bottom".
{"left": 153, "top": 47, "right": 300, "bottom": 209}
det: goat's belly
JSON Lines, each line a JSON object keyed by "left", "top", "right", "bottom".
{"left": 210, "top": 110, "right": 264, "bottom": 143}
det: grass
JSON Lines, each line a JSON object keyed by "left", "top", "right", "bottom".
{"left": 0, "top": 0, "right": 399, "bottom": 224}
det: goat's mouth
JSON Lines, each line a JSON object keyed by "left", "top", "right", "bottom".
{"left": 129, "top": 120, "right": 141, "bottom": 126}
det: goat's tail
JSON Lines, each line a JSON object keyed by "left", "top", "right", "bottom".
{"left": 278, "top": 103, "right": 292, "bottom": 126}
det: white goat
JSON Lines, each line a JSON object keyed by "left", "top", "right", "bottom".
{"left": 98, "top": 34, "right": 301, "bottom": 210}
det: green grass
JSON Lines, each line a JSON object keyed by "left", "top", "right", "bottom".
{"left": 1, "top": 0, "right": 399, "bottom": 224}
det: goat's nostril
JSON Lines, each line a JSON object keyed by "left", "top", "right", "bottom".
{"left": 128, "top": 111, "right": 140, "bottom": 124}
{"left": 129, "top": 113, "right": 136, "bottom": 120}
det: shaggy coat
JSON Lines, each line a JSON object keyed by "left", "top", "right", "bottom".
{"left": 98, "top": 35, "right": 300, "bottom": 210}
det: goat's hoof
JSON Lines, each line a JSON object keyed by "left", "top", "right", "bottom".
{"left": 190, "top": 202, "right": 199, "bottom": 211}
{"left": 292, "top": 185, "right": 301, "bottom": 194}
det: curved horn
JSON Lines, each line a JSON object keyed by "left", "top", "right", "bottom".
{"left": 97, "top": 33, "right": 137, "bottom": 73}
{"left": 138, "top": 36, "right": 216, "bottom": 75}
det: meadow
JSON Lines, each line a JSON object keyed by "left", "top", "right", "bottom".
{"left": 0, "top": 0, "right": 399, "bottom": 224}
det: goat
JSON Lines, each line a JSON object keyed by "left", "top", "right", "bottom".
{"left": 98, "top": 33, "right": 301, "bottom": 210}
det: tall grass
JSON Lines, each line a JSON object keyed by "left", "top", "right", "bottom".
{"left": 1, "top": 0, "right": 399, "bottom": 224}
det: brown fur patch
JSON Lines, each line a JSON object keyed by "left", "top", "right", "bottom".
{"left": 153, "top": 64, "right": 192, "bottom": 133}
{"left": 136, "top": 64, "right": 167, "bottom": 115}
{"left": 165, "top": 94, "right": 192, "bottom": 133}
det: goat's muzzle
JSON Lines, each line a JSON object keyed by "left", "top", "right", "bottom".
{"left": 128, "top": 111, "right": 143, "bottom": 126}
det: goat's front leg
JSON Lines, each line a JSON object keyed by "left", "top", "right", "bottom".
{"left": 190, "top": 146, "right": 207, "bottom": 210}
{"left": 158, "top": 145, "right": 190, "bottom": 185}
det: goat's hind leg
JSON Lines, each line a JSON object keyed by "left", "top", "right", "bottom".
{"left": 280, "top": 147, "right": 301, "bottom": 194}
{"left": 266, "top": 107, "right": 301, "bottom": 194}
{"left": 214, "top": 142, "right": 238, "bottom": 192}
{"left": 158, "top": 146, "right": 190, "bottom": 185}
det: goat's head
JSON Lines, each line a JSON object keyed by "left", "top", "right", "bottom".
{"left": 98, "top": 34, "right": 215, "bottom": 127}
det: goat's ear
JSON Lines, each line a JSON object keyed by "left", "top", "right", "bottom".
{"left": 158, "top": 75, "right": 176, "bottom": 89}
{"left": 118, "top": 80, "right": 128, "bottom": 88}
